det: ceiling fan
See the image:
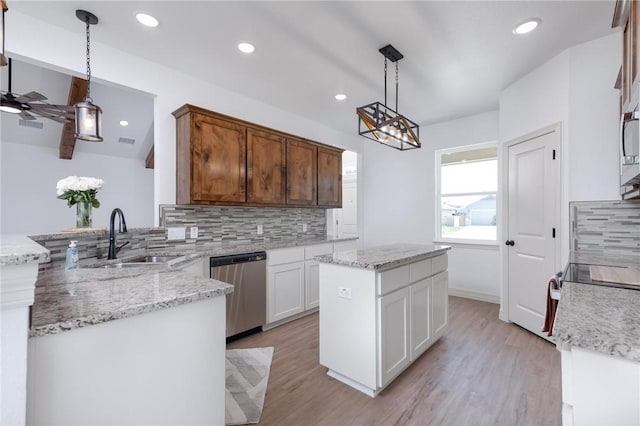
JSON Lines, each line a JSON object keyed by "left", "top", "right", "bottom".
{"left": 1, "top": 58, "right": 75, "bottom": 123}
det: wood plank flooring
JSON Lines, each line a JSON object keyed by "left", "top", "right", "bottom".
{"left": 227, "top": 296, "right": 561, "bottom": 426}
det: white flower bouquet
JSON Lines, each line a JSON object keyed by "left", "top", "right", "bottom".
{"left": 56, "top": 176, "right": 104, "bottom": 208}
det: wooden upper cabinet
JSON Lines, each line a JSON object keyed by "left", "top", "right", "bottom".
{"left": 247, "top": 129, "right": 286, "bottom": 205}
{"left": 286, "top": 138, "right": 317, "bottom": 206}
{"left": 173, "top": 104, "right": 342, "bottom": 208}
{"left": 317, "top": 146, "right": 343, "bottom": 207}
{"left": 174, "top": 105, "right": 246, "bottom": 204}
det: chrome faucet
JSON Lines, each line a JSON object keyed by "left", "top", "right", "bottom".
{"left": 108, "top": 208, "right": 129, "bottom": 259}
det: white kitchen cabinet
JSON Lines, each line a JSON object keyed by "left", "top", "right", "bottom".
{"left": 304, "top": 243, "right": 333, "bottom": 310}
{"left": 319, "top": 250, "right": 449, "bottom": 397}
{"left": 409, "top": 278, "right": 432, "bottom": 361}
{"left": 267, "top": 240, "right": 358, "bottom": 325}
{"left": 560, "top": 346, "right": 640, "bottom": 426}
{"left": 267, "top": 261, "right": 305, "bottom": 323}
{"left": 378, "top": 286, "right": 410, "bottom": 387}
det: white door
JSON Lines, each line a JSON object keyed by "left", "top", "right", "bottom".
{"left": 338, "top": 178, "right": 358, "bottom": 238}
{"left": 506, "top": 126, "right": 560, "bottom": 338}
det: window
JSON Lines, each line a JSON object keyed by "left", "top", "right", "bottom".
{"left": 436, "top": 143, "right": 497, "bottom": 244}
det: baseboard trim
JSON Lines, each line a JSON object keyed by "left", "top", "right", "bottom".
{"left": 263, "top": 308, "right": 318, "bottom": 331}
{"left": 448, "top": 288, "right": 500, "bottom": 305}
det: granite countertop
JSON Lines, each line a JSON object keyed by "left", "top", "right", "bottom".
{"left": 30, "top": 265, "right": 233, "bottom": 337}
{"left": 554, "top": 281, "right": 640, "bottom": 363}
{"left": 315, "top": 243, "right": 451, "bottom": 271}
{"left": 555, "top": 251, "right": 640, "bottom": 363}
{"left": 0, "top": 235, "right": 50, "bottom": 266}
{"left": 30, "top": 235, "right": 357, "bottom": 337}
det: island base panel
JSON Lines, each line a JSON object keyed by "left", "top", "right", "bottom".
{"left": 27, "top": 296, "right": 226, "bottom": 426}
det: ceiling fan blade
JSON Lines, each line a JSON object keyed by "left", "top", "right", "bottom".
{"left": 19, "top": 111, "right": 37, "bottom": 120}
{"left": 15, "top": 91, "right": 48, "bottom": 103}
{"left": 30, "top": 108, "right": 70, "bottom": 123}
{"left": 30, "top": 103, "right": 74, "bottom": 114}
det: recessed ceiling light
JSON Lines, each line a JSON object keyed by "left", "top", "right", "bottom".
{"left": 119, "top": 120, "right": 129, "bottom": 127}
{"left": 335, "top": 94, "right": 347, "bottom": 101}
{"left": 513, "top": 18, "right": 541, "bottom": 35}
{"left": 237, "top": 42, "right": 255, "bottom": 54}
{"left": 136, "top": 12, "right": 159, "bottom": 28}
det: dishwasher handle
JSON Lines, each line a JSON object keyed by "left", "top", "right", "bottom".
{"left": 210, "top": 251, "right": 267, "bottom": 267}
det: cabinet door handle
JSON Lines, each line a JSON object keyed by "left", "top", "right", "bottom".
{"left": 505, "top": 240, "right": 515, "bottom": 246}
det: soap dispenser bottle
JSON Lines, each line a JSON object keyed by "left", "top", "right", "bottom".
{"left": 65, "top": 240, "right": 79, "bottom": 270}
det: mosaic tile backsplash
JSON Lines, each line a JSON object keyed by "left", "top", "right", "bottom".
{"left": 570, "top": 200, "right": 640, "bottom": 255}
{"left": 159, "top": 204, "right": 326, "bottom": 243}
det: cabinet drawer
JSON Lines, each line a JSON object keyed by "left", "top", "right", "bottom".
{"left": 432, "top": 255, "right": 447, "bottom": 275}
{"left": 267, "top": 247, "right": 305, "bottom": 266}
{"left": 409, "top": 259, "right": 432, "bottom": 283}
{"left": 305, "top": 243, "right": 333, "bottom": 259}
{"left": 377, "top": 265, "right": 410, "bottom": 296}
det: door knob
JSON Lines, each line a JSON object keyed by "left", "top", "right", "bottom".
{"left": 505, "top": 240, "right": 515, "bottom": 246}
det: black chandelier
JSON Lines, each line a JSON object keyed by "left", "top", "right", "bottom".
{"left": 357, "top": 44, "right": 420, "bottom": 151}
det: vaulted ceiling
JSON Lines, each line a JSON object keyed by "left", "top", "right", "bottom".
{"left": 7, "top": 1, "right": 618, "bottom": 145}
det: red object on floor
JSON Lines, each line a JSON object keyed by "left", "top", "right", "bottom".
{"left": 542, "top": 276, "right": 559, "bottom": 337}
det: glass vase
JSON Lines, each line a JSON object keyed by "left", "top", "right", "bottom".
{"left": 76, "top": 201, "right": 93, "bottom": 228}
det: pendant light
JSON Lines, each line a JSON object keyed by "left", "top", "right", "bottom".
{"left": 74, "top": 9, "right": 102, "bottom": 142}
{"left": 357, "top": 44, "right": 420, "bottom": 151}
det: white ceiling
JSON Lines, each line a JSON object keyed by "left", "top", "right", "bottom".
{"left": 8, "top": 1, "right": 618, "bottom": 141}
{"left": 1, "top": 59, "right": 154, "bottom": 160}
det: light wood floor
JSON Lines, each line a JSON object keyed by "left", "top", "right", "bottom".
{"left": 227, "top": 296, "right": 561, "bottom": 426}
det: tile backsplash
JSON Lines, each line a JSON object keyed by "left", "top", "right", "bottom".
{"left": 159, "top": 204, "right": 326, "bottom": 243}
{"left": 570, "top": 200, "right": 640, "bottom": 255}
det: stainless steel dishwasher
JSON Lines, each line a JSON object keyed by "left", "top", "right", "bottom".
{"left": 210, "top": 251, "right": 266, "bottom": 339}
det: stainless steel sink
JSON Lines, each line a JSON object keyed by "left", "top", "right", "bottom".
{"left": 103, "top": 262, "right": 164, "bottom": 269}
{"left": 102, "top": 255, "right": 181, "bottom": 268}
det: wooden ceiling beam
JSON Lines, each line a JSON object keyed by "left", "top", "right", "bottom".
{"left": 145, "top": 145, "right": 154, "bottom": 169}
{"left": 59, "top": 77, "right": 87, "bottom": 160}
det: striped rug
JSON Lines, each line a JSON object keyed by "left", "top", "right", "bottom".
{"left": 225, "top": 347, "right": 274, "bottom": 425}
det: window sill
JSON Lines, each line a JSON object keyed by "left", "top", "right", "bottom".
{"left": 433, "top": 240, "right": 499, "bottom": 250}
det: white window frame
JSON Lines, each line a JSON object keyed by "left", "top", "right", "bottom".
{"left": 435, "top": 141, "right": 498, "bottom": 246}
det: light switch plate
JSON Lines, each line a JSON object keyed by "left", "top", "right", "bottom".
{"left": 190, "top": 226, "right": 198, "bottom": 239}
{"left": 257, "top": 224, "right": 263, "bottom": 235}
{"left": 302, "top": 223, "right": 308, "bottom": 232}
{"left": 167, "top": 227, "right": 185, "bottom": 241}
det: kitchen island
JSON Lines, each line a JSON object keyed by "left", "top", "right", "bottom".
{"left": 554, "top": 251, "right": 640, "bottom": 426}
{"left": 27, "top": 264, "right": 233, "bottom": 426}
{"left": 316, "top": 243, "right": 450, "bottom": 397}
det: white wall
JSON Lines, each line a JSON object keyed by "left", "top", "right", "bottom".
{"left": 499, "top": 33, "right": 621, "bottom": 265}
{"left": 362, "top": 110, "right": 501, "bottom": 302}
{"left": 5, "top": 10, "right": 363, "bottom": 230}
{"left": 0, "top": 142, "right": 153, "bottom": 235}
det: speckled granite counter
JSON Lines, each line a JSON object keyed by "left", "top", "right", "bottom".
{"left": 30, "top": 236, "right": 357, "bottom": 337}
{"left": 31, "top": 266, "right": 233, "bottom": 337}
{"left": 0, "top": 235, "right": 50, "bottom": 266}
{"left": 315, "top": 243, "right": 450, "bottom": 271}
{"left": 554, "top": 251, "right": 640, "bottom": 363}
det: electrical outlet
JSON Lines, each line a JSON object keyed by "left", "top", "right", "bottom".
{"left": 190, "top": 226, "right": 199, "bottom": 239}
{"left": 257, "top": 224, "right": 263, "bottom": 235}
{"left": 167, "top": 227, "right": 186, "bottom": 241}
{"left": 338, "top": 287, "right": 352, "bottom": 300}
{"left": 303, "top": 223, "right": 308, "bottom": 232}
